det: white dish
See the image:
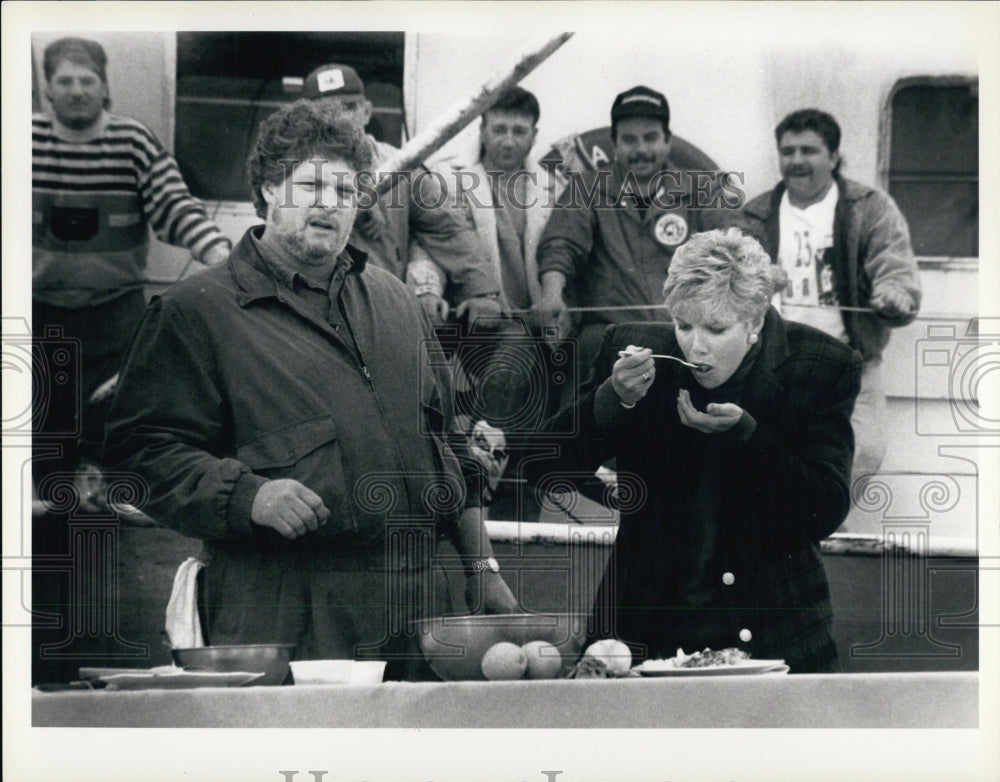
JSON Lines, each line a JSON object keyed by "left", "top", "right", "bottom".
{"left": 290, "top": 660, "right": 386, "bottom": 685}
{"left": 350, "top": 661, "right": 388, "bottom": 684}
{"left": 98, "top": 669, "right": 265, "bottom": 690}
{"left": 633, "top": 659, "right": 787, "bottom": 677}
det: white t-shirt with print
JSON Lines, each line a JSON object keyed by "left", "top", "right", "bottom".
{"left": 774, "top": 182, "right": 848, "bottom": 342}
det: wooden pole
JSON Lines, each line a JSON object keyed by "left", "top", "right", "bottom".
{"left": 373, "top": 32, "right": 574, "bottom": 195}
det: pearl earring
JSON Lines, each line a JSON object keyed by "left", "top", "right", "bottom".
{"left": 749, "top": 333, "right": 758, "bottom": 344}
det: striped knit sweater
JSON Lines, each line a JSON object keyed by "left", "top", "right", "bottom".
{"left": 33, "top": 111, "right": 231, "bottom": 308}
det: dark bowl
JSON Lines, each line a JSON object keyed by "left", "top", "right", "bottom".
{"left": 415, "top": 613, "right": 588, "bottom": 681}
{"left": 171, "top": 644, "right": 295, "bottom": 686}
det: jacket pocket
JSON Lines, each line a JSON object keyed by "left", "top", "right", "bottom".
{"left": 236, "top": 415, "right": 339, "bottom": 468}
{"left": 236, "top": 416, "right": 354, "bottom": 534}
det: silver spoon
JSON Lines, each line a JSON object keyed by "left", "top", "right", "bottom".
{"left": 618, "top": 350, "right": 712, "bottom": 373}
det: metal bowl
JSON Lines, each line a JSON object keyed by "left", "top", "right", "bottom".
{"left": 415, "top": 613, "right": 588, "bottom": 681}
{"left": 171, "top": 644, "right": 295, "bottom": 686}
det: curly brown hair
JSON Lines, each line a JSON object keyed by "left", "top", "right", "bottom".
{"left": 248, "top": 99, "right": 376, "bottom": 218}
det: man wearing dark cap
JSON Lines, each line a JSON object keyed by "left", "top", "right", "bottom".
{"left": 534, "top": 85, "right": 726, "bottom": 371}
{"left": 302, "top": 63, "right": 501, "bottom": 327}
{"left": 32, "top": 37, "right": 231, "bottom": 510}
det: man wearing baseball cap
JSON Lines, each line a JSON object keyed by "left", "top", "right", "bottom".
{"left": 302, "top": 63, "right": 501, "bottom": 327}
{"left": 534, "top": 85, "right": 727, "bottom": 372}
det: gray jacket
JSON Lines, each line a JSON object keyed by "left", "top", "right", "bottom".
{"left": 733, "top": 176, "right": 921, "bottom": 361}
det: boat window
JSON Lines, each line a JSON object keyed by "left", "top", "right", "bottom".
{"left": 883, "top": 78, "right": 978, "bottom": 260}
{"left": 173, "top": 32, "right": 405, "bottom": 202}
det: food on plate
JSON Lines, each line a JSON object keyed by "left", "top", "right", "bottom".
{"left": 635, "top": 647, "right": 752, "bottom": 672}
{"left": 583, "top": 638, "right": 632, "bottom": 676}
{"left": 521, "top": 640, "right": 563, "bottom": 680}
{"left": 672, "top": 647, "right": 751, "bottom": 668}
{"left": 481, "top": 641, "right": 528, "bottom": 680}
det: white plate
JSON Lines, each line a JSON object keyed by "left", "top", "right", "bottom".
{"left": 98, "top": 669, "right": 265, "bottom": 690}
{"left": 633, "top": 659, "right": 787, "bottom": 677}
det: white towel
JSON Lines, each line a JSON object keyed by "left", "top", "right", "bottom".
{"left": 165, "top": 557, "right": 205, "bottom": 648}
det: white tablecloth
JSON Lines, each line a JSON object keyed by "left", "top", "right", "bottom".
{"left": 32, "top": 671, "right": 977, "bottom": 728}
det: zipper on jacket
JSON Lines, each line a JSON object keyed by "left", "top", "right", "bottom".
{"left": 329, "top": 288, "right": 374, "bottom": 387}
{"left": 338, "top": 292, "right": 416, "bottom": 511}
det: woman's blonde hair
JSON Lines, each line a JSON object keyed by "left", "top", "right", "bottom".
{"left": 662, "top": 228, "right": 777, "bottom": 324}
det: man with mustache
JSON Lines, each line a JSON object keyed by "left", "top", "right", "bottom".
{"left": 104, "top": 99, "right": 516, "bottom": 678}
{"left": 733, "top": 109, "right": 921, "bottom": 481}
{"left": 534, "top": 85, "right": 727, "bottom": 372}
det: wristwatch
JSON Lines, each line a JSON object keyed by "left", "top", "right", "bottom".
{"left": 465, "top": 557, "right": 500, "bottom": 577}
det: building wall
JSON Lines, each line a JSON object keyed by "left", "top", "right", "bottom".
{"left": 406, "top": 13, "right": 977, "bottom": 194}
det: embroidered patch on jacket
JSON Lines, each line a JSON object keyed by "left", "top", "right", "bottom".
{"left": 653, "top": 213, "right": 688, "bottom": 247}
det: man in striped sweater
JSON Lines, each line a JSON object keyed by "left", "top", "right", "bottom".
{"left": 32, "top": 37, "right": 231, "bottom": 509}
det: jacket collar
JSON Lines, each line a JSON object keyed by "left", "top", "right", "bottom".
{"left": 731, "top": 306, "right": 791, "bottom": 414}
{"left": 754, "top": 306, "right": 790, "bottom": 370}
{"left": 231, "top": 225, "right": 369, "bottom": 306}
{"left": 747, "top": 174, "right": 872, "bottom": 220}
